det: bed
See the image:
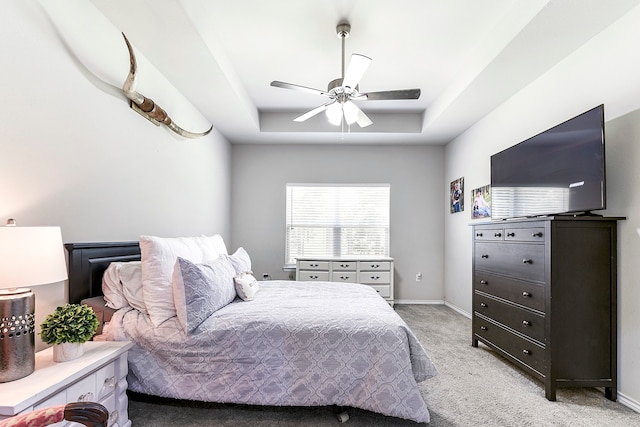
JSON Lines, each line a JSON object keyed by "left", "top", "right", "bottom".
{"left": 65, "top": 237, "right": 437, "bottom": 423}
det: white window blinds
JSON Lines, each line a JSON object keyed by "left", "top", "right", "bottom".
{"left": 285, "top": 184, "right": 390, "bottom": 266}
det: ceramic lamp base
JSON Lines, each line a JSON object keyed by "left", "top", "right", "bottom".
{"left": 0, "top": 288, "right": 35, "bottom": 382}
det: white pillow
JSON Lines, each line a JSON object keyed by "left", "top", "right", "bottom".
{"left": 234, "top": 273, "right": 259, "bottom": 301}
{"left": 227, "top": 247, "right": 252, "bottom": 275}
{"left": 140, "top": 234, "right": 227, "bottom": 326}
{"left": 199, "top": 234, "right": 228, "bottom": 262}
{"left": 172, "top": 256, "right": 237, "bottom": 333}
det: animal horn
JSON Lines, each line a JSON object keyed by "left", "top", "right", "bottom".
{"left": 121, "top": 33, "right": 212, "bottom": 138}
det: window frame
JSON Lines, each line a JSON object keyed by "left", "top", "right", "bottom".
{"left": 285, "top": 183, "right": 391, "bottom": 267}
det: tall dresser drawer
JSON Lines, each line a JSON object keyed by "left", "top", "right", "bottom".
{"left": 475, "top": 242, "right": 545, "bottom": 282}
{"left": 474, "top": 315, "right": 544, "bottom": 373}
{"left": 298, "top": 271, "right": 330, "bottom": 281}
{"left": 474, "top": 272, "right": 545, "bottom": 312}
{"left": 504, "top": 227, "right": 545, "bottom": 242}
{"left": 298, "top": 261, "right": 329, "bottom": 270}
{"left": 474, "top": 293, "right": 545, "bottom": 343}
{"left": 474, "top": 228, "right": 505, "bottom": 241}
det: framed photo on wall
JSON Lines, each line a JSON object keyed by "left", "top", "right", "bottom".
{"left": 450, "top": 177, "right": 464, "bottom": 213}
{"left": 471, "top": 184, "right": 492, "bottom": 219}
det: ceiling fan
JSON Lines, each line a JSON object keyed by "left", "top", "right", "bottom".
{"left": 270, "top": 21, "right": 421, "bottom": 128}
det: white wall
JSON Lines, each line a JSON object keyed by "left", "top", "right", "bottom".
{"left": 231, "top": 144, "right": 446, "bottom": 303}
{"left": 444, "top": 4, "right": 640, "bottom": 408}
{"left": 0, "top": 2, "right": 232, "bottom": 350}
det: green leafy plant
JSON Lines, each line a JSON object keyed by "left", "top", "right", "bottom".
{"left": 40, "top": 303, "right": 99, "bottom": 344}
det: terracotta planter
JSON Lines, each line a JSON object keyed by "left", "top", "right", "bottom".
{"left": 52, "top": 342, "right": 85, "bottom": 362}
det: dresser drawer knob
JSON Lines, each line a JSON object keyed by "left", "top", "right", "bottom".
{"left": 506, "top": 232, "right": 515, "bottom": 237}
{"left": 522, "top": 259, "right": 532, "bottom": 264}
{"left": 522, "top": 291, "right": 531, "bottom": 297}
{"left": 110, "top": 410, "right": 119, "bottom": 425}
{"left": 480, "top": 280, "right": 488, "bottom": 285}
{"left": 522, "top": 349, "right": 531, "bottom": 355}
{"left": 310, "top": 264, "right": 319, "bottom": 268}
{"left": 369, "top": 276, "right": 380, "bottom": 280}
{"left": 532, "top": 232, "right": 543, "bottom": 238}
{"left": 310, "top": 275, "right": 318, "bottom": 279}
{"left": 480, "top": 303, "right": 487, "bottom": 308}
{"left": 370, "top": 264, "right": 380, "bottom": 268}
{"left": 339, "top": 276, "right": 350, "bottom": 281}
{"left": 476, "top": 232, "right": 483, "bottom": 237}
{"left": 104, "top": 376, "right": 117, "bottom": 389}
{"left": 340, "top": 264, "right": 350, "bottom": 268}
{"left": 494, "top": 232, "right": 502, "bottom": 237}
{"left": 481, "top": 254, "right": 489, "bottom": 259}
{"left": 77, "top": 392, "right": 94, "bottom": 402}
{"left": 480, "top": 326, "right": 487, "bottom": 330}
{"left": 522, "top": 320, "right": 531, "bottom": 326}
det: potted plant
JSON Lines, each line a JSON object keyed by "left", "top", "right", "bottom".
{"left": 40, "top": 303, "right": 99, "bottom": 362}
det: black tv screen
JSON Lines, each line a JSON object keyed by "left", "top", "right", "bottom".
{"left": 490, "top": 105, "right": 605, "bottom": 220}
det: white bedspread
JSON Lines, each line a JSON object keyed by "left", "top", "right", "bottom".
{"left": 105, "top": 280, "right": 437, "bottom": 422}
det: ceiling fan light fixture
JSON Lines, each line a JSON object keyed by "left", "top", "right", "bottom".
{"left": 326, "top": 102, "right": 343, "bottom": 126}
{"left": 342, "top": 101, "right": 359, "bottom": 125}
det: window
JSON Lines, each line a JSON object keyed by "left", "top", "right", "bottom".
{"left": 285, "top": 184, "right": 390, "bottom": 266}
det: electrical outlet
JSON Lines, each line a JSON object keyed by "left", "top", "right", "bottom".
{"left": 415, "top": 272, "right": 422, "bottom": 282}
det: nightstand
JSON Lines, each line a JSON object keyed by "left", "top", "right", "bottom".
{"left": 0, "top": 341, "right": 133, "bottom": 426}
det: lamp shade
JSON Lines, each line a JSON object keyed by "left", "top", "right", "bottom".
{"left": 0, "top": 227, "right": 67, "bottom": 289}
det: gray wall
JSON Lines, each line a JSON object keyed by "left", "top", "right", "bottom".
{"left": 443, "top": 4, "right": 640, "bottom": 409}
{"left": 1, "top": 2, "right": 232, "bottom": 350}
{"left": 231, "top": 144, "right": 446, "bottom": 303}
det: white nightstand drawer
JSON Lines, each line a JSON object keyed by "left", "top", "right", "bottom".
{"left": 358, "top": 261, "right": 391, "bottom": 271}
{"left": 96, "top": 363, "right": 117, "bottom": 401}
{"left": 331, "top": 272, "right": 357, "bottom": 283}
{"left": 298, "top": 261, "right": 329, "bottom": 270}
{"left": 34, "top": 390, "right": 66, "bottom": 410}
{"left": 299, "top": 271, "right": 330, "bottom": 281}
{"left": 66, "top": 373, "right": 97, "bottom": 403}
{"left": 369, "top": 285, "right": 391, "bottom": 298}
{"left": 98, "top": 393, "right": 116, "bottom": 426}
{"left": 331, "top": 261, "right": 356, "bottom": 271}
{"left": 359, "top": 271, "right": 391, "bottom": 284}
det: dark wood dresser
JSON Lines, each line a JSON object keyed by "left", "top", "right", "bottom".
{"left": 471, "top": 217, "right": 621, "bottom": 401}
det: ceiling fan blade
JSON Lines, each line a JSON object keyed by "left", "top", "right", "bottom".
{"left": 342, "top": 54, "right": 372, "bottom": 90}
{"left": 294, "top": 101, "right": 336, "bottom": 122}
{"left": 362, "top": 88, "right": 421, "bottom": 100}
{"left": 271, "top": 81, "right": 327, "bottom": 97}
{"left": 354, "top": 106, "right": 373, "bottom": 128}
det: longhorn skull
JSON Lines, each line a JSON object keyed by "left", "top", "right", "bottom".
{"left": 122, "top": 33, "right": 212, "bottom": 139}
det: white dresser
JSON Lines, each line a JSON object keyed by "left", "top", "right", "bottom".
{"left": 296, "top": 257, "right": 395, "bottom": 305}
{"left": 0, "top": 341, "right": 133, "bottom": 426}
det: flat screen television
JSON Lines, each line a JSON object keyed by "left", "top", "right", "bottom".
{"left": 490, "top": 104, "right": 605, "bottom": 220}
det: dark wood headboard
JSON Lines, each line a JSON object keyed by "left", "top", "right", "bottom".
{"left": 65, "top": 242, "right": 141, "bottom": 304}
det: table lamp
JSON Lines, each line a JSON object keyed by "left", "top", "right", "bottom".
{"left": 0, "top": 222, "right": 67, "bottom": 382}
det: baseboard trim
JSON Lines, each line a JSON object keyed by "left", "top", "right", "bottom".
{"left": 394, "top": 299, "right": 444, "bottom": 305}
{"left": 618, "top": 391, "right": 640, "bottom": 414}
{"left": 444, "top": 301, "right": 471, "bottom": 319}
